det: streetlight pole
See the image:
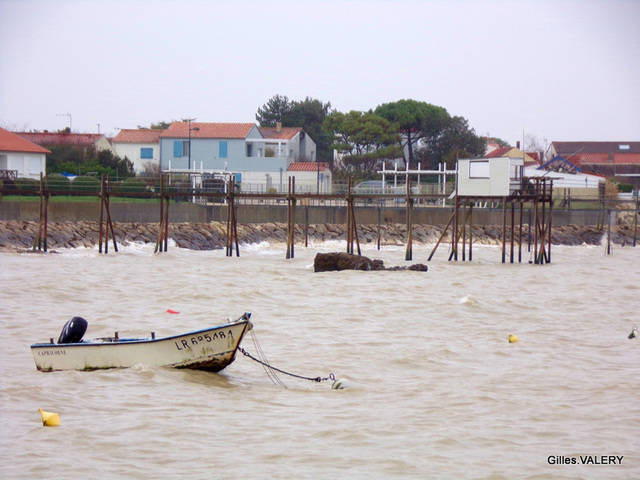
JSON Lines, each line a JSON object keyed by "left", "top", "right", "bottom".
{"left": 186, "top": 118, "right": 199, "bottom": 170}
{"left": 187, "top": 118, "right": 194, "bottom": 170}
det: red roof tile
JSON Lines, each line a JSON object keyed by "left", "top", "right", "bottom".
{"left": 14, "top": 131, "right": 105, "bottom": 147}
{"left": 579, "top": 152, "right": 640, "bottom": 164}
{"left": 552, "top": 141, "right": 640, "bottom": 155}
{"left": 0, "top": 128, "right": 51, "bottom": 154}
{"left": 287, "top": 162, "right": 329, "bottom": 172}
{"left": 485, "top": 147, "right": 512, "bottom": 157}
{"left": 259, "top": 127, "right": 303, "bottom": 140}
{"left": 161, "top": 122, "right": 255, "bottom": 139}
{"left": 113, "top": 129, "right": 164, "bottom": 143}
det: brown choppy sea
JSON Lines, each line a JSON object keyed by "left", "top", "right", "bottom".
{"left": 0, "top": 239, "right": 638, "bottom": 479}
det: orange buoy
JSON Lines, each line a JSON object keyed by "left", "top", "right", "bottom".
{"left": 166, "top": 309, "right": 180, "bottom": 314}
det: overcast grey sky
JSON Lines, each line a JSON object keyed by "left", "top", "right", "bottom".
{"left": 1, "top": 0, "right": 638, "bottom": 147}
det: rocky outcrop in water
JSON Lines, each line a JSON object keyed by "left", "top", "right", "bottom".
{"left": 313, "top": 252, "right": 428, "bottom": 272}
{"left": 0, "top": 220, "right": 637, "bottom": 251}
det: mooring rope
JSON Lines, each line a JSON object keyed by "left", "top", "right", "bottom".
{"left": 248, "top": 329, "right": 287, "bottom": 388}
{"left": 238, "top": 346, "right": 335, "bottom": 385}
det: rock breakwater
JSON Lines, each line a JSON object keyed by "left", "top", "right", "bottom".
{"left": 0, "top": 220, "right": 637, "bottom": 252}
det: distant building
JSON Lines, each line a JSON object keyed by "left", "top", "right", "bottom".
{"left": 159, "top": 121, "right": 318, "bottom": 192}
{"left": 14, "top": 131, "right": 117, "bottom": 157}
{"left": 546, "top": 141, "right": 640, "bottom": 186}
{"left": 0, "top": 127, "right": 50, "bottom": 180}
{"left": 486, "top": 146, "right": 540, "bottom": 167}
{"left": 286, "top": 161, "right": 331, "bottom": 194}
{"left": 259, "top": 124, "right": 316, "bottom": 162}
{"left": 112, "top": 129, "right": 164, "bottom": 173}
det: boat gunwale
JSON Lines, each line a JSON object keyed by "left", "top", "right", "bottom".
{"left": 30, "top": 320, "right": 251, "bottom": 349}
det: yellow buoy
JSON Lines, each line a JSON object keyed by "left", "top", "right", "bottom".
{"left": 38, "top": 408, "right": 60, "bottom": 427}
{"left": 508, "top": 334, "right": 519, "bottom": 343}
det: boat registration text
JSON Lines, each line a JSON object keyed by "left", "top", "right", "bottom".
{"left": 174, "top": 330, "right": 235, "bottom": 351}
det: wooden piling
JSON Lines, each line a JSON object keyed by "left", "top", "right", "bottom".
{"left": 99, "top": 175, "right": 118, "bottom": 254}
{"left": 345, "top": 178, "right": 361, "bottom": 256}
{"left": 226, "top": 175, "right": 240, "bottom": 257}
{"left": 405, "top": 182, "right": 413, "bottom": 261}
{"left": 32, "top": 172, "right": 49, "bottom": 252}
{"left": 286, "top": 176, "right": 296, "bottom": 259}
{"left": 501, "top": 198, "right": 507, "bottom": 263}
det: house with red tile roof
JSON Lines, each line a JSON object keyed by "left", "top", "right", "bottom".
{"left": 486, "top": 146, "right": 539, "bottom": 167}
{"left": 159, "top": 121, "right": 319, "bottom": 192}
{"left": 546, "top": 141, "right": 640, "bottom": 186}
{"left": 14, "top": 131, "right": 117, "bottom": 157}
{"left": 287, "top": 161, "right": 331, "bottom": 193}
{"left": 112, "top": 129, "right": 164, "bottom": 173}
{"left": 0, "top": 127, "right": 51, "bottom": 180}
{"left": 259, "top": 123, "right": 316, "bottom": 162}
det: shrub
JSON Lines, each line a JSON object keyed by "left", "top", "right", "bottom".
{"left": 118, "top": 177, "right": 150, "bottom": 196}
{"left": 14, "top": 177, "right": 40, "bottom": 193}
{"left": 46, "top": 174, "right": 71, "bottom": 193}
{"left": 72, "top": 176, "right": 101, "bottom": 193}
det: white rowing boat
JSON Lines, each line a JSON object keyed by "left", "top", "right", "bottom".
{"left": 31, "top": 313, "right": 253, "bottom": 372}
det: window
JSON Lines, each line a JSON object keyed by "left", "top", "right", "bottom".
{"left": 469, "top": 160, "right": 490, "bottom": 178}
{"left": 173, "top": 140, "right": 188, "bottom": 157}
{"left": 29, "top": 156, "right": 41, "bottom": 174}
{"left": 219, "top": 141, "right": 228, "bottom": 158}
{"left": 140, "top": 147, "right": 153, "bottom": 159}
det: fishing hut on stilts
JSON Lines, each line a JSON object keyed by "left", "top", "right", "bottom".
{"left": 428, "top": 156, "right": 554, "bottom": 264}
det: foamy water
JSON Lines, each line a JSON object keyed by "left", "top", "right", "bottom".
{"left": 0, "top": 240, "right": 638, "bottom": 479}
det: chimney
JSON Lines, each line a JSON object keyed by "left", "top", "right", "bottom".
{"left": 276, "top": 122, "right": 282, "bottom": 133}
{"left": 516, "top": 140, "right": 520, "bottom": 149}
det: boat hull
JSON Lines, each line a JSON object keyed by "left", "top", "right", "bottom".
{"left": 31, "top": 320, "right": 251, "bottom": 372}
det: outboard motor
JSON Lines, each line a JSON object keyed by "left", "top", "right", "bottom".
{"left": 58, "top": 316, "right": 88, "bottom": 344}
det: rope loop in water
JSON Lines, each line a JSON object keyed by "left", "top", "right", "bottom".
{"left": 238, "top": 346, "right": 333, "bottom": 384}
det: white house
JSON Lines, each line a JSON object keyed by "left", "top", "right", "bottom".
{"left": 112, "top": 129, "right": 164, "bottom": 173}
{"left": 0, "top": 127, "right": 50, "bottom": 180}
{"left": 285, "top": 162, "right": 331, "bottom": 194}
{"left": 457, "top": 156, "right": 524, "bottom": 197}
{"left": 258, "top": 124, "right": 316, "bottom": 162}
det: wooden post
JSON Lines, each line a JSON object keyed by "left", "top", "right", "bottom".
{"left": 98, "top": 174, "right": 105, "bottom": 253}
{"left": 518, "top": 201, "right": 523, "bottom": 263}
{"left": 501, "top": 197, "right": 507, "bottom": 263}
{"left": 32, "top": 173, "right": 48, "bottom": 252}
{"left": 305, "top": 206, "right": 309, "bottom": 248}
{"left": 547, "top": 184, "right": 553, "bottom": 263}
{"left": 405, "top": 184, "right": 413, "bottom": 261}
{"left": 452, "top": 195, "right": 459, "bottom": 260}
{"left": 155, "top": 174, "right": 165, "bottom": 253}
{"left": 468, "top": 203, "right": 474, "bottom": 262}
{"left": 634, "top": 190, "right": 638, "bottom": 247}
{"left": 428, "top": 211, "right": 455, "bottom": 261}
{"left": 377, "top": 206, "right": 381, "bottom": 251}
{"left": 510, "top": 201, "right": 515, "bottom": 263}
{"left": 286, "top": 176, "right": 296, "bottom": 259}
{"left": 105, "top": 177, "right": 118, "bottom": 253}
{"left": 226, "top": 175, "right": 239, "bottom": 257}
{"left": 606, "top": 209, "right": 612, "bottom": 255}
{"left": 346, "top": 177, "right": 353, "bottom": 255}
{"left": 463, "top": 202, "right": 469, "bottom": 261}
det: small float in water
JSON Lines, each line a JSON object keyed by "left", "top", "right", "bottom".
{"left": 31, "top": 313, "right": 253, "bottom": 372}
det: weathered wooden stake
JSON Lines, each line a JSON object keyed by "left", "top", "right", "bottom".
{"left": 405, "top": 179, "right": 413, "bottom": 261}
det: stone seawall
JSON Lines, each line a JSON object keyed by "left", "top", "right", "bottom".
{"left": 0, "top": 220, "right": 637, "bottom": 251}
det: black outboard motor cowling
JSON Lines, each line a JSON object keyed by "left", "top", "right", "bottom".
{"left": 58, "top": 316, "right": 88, "bottom": 344}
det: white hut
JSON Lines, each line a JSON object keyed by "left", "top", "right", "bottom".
{"left": 456, "top": 157, "right": 524, "bottom": 197}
